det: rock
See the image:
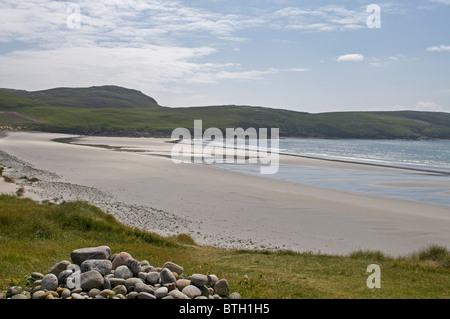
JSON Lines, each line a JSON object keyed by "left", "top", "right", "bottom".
{"left": 138, "top": 272, "right": 147, "bottom": 281}
{"left": 11, "top": 294, "right": 28, "bottom": 299}
{"left": 103, "top": 277, "right": 111, "bottom": 290}
{"left": 154, "top": 287, "right": 168, "bottom": 298}
{"left": 126, "top": 292, "right": 139, "bottom": 299}
{"left": 111, "top": 252, "right": 132, "bottom": 270}
{"left": 61, "top": 289, "right": 71, "bottom": 299}
{"left": 214, "top": 279, "right": 230, "bottom": 296}
{"left": 138, "top": 292, "right": 156, "bottom": 299}
{"left": 208, "top": 274, "right": 219, "bottom": 286}
{"left": 71, "top": 246, "right": 111, "bottom": 266}
{"left": 43, "top": 291, "right": 59, "bottom": 299}
{"left": 71, "top": 293, "right": 84, "bottom": 300}
{"left": 229, "top": 292, "right": 242, "bottom": 299}
{"left": 190, "top": 274, "right": 209, "bottom": 287}
{"left": 164, "top": 282, "right": 176, "bottom": 292}
{"left": 168, "top": 289, "right": 190, "bottom": 300}
{"left": 58, "top": 269, "right": 74, "bottom": 285}
{"left": 146, "top": 272, "right": 160, "bottom": 285}
{"left": 176, "top": 279, "right": 192, "bottom": 291}
{"left": 182, "top": 285, "right": 202, "bottom": 299}
{"left": 106, "top": 278, "right": 124, "bottom": 288}
{"left": 31, "top": 272, "right": 45, "bottom": 280}
{"left": 125, "top": 278, "right": 143, "bottom": 292}
{"left": 114, "top": 265, "right": 133, "bottom": 280}
{"left": 41, "top": 273, "right": 59, "bottom": 291}
{"left": 112, "top": 285, "right": 127, "bottom": 296}
{"left": 134, "top": 282, "right": 155, "bottom": 294}
{"left": 6, "top": 286, "right": 22, "bottom": 297}
{"left": 88, "top": 288, "right": 101, "bottom": 298}
{"left": 163, "top": 261, "right": 184, "bottom": 275}
{"left": 160, "top": 268, "right": 176, "bottom": 285}
{"left": 126, "top": 258, "right": 141, "bottom": 276}
{"left": 80, "top": 270, "right": 104, "bottom": 291}
{"left": 99, "top": 289, "right": 116, "bottom": 299}
{"left": 47, "top": 260, "right": 71, "bottom": 276}
{"left": 80, "top": 259, "right": 112, "bottom": 275}
{"left": 32, "top": 290, "right": 46, "bottom": 299}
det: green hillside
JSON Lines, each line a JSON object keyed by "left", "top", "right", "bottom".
{"left": 1, "top": 86, "right": 450, "bottom": 139}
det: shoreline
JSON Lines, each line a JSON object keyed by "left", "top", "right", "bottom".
{"left": 1, "top": 131, "right": 449, "bottom": 256}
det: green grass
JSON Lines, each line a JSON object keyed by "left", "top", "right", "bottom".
{"left": 0, "top": 195, "right": 449, "bottom": 299}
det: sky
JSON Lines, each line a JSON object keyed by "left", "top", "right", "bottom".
{"left": 0, "top": 0, "right": 449, "bottom": 113}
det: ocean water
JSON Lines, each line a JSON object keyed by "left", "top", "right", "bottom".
{"left": 210, "top": 139, "right": 450, "bottom": 207}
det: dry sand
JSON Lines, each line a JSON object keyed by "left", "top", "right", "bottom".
{"left": 1, "top": 131, "right": 449, "bottom": 256}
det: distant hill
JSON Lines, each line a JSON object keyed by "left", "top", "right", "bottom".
{"left": 1, "top": 86, "right": 159, "bottom": 109}
{"left": 1, "top": 86, "right": 450, "bottom": 139}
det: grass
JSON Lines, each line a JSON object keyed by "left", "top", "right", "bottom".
{"left": 2, "top": 87, "right": 450, "bottom": 139}
{"left": 0, "top": 195, "right": 449, "bottom": 299}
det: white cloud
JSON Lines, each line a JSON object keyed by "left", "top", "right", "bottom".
{"left": 426, "top": 45, "right": 450, "bottom": 52}
{"left": 337, "top": 54, "right": 365, "bottom": 62}
{"left": 430, "top": 0, "right": 450, "bottom": 5}
{"left": 415, "top": 101, "right": 444, "bottom": 112}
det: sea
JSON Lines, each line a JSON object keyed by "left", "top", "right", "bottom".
{"left": 209, "top": 139, "right": 450, "bottom": 207}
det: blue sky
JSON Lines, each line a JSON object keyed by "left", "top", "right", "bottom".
{"left": 0, "top": 0, "right": 449, "bottom": 113}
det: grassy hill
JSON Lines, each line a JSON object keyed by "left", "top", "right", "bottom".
{"left": 1, "top": 86, "right": 450, "bottom": 139}
{"left": 0, "top": 195, "right": 449, "bottom": 298}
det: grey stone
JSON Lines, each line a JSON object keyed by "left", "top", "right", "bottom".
{"left": 146, "top": 272, "right": 160, "bottom": 285}
{"left": 112, "top": 285, "right": 127, "bottom": 296}
{"left": 58, "top": 269, "right": 74, "bottom": 285}
{"left": 31, "top": 272, "right": 45, "bottom": 280}
{"left": 214, "top": 279, "right": 230, "bottom": 296}
{"left": 134, "top": 282, "right": 155, "bottom": 294}
{"left": 182, "top": 285, "right": 202, "bottom": 299}
{"left": 70, "top": 246, "right": 111, "bottom": 266}
{"left": 229, "top": 292, "right": 242, "bottom": 299}
{"left": 125, "top": 277, "right": 144, "bottom": 292}
{"left": 47, "top": 260, "right": 71, "bottom": 276}
{"left": 88, "top": 288, "right": 101, "bottom": 298}
{"left": 190, "top": 274, "right": 208, "bottom": 287}
{"left": 163, "top": 261, "right": 184, "bottom": 275}
{"left": 108, "top": 278, "right": 126, "bottom": 287}
{"left": 99, "top": 289, "right": 116, "bottom": 299}
{"left": 176, "top": 279, "right": 191, "bottom": 291}
{"left": 208, "top": 274, "right": 219, "bottom": 286}
{"left": 154, "top": 287, "right": 168, "bottom": 298}
{"left": 80, "top": 270, "right": 104, "bottom": 291}
{"left": 138, "top": 292, "right": 157, "bottom": 299}
{"left": 32, "top": 290, "right": 46, "bottom": 299}
{"left": 126, "top": 292, "right": 139, "bottom": 299}
{"left": 103, "top": 277, "right": 111, "bottom": 290}
{"left": 61, "top": 289, "right": 71, "bottom": 299}
{"left": 41, "top": 273, "right": 59, "bottom": 291}
{"left": 160, "top": 268, "right": 176, "bottom": 285}
{"left": 126, "top": 258, "right": 141, "bottom": 276}
{"left": 111, "top": 252, "right": 132, "bottom": 270}
{"left": 168, "top": 289, "right": 190, "bottom": 300}
{"left": 71, "top": 293, "right": 84, "bottom": 300}
{"left": 80, "top": 259, "right": 112, "bottom": 275}
{"left": 114, "top": 265, "right": 133, "bottom": 280}
{"left": 11, "top": 294, "right": 28, "bottom": 299}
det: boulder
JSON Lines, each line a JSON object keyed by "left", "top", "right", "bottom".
{"left": 70, "top": 246, "right": 111, "bottom": 266}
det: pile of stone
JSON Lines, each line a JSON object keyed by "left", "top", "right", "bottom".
{"left": 4, "top": 245, "right": 241, "bottom": 300}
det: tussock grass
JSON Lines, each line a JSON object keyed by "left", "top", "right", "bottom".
{"left": 0, "top": 195, "right": 449, "bottom": 299}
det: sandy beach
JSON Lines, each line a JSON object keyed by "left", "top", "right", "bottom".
{"left": 1, "top": 131, "right": 449, "bottom": 256}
